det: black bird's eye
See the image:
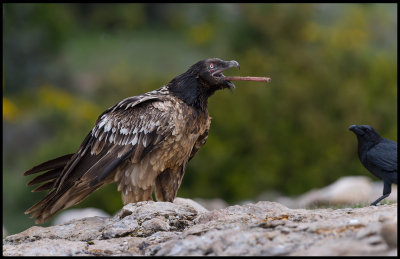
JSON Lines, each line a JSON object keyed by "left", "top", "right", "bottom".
{"left": 209, "top": 63, "right": 214, "bottom": 69}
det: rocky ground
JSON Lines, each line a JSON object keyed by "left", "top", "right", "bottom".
{"left": 3, "top": 198, "right": 397, "bottom": 256}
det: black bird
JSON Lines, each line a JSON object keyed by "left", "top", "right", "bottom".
{"left": 24, "top": 58, "right": 268, "bottom": 223}
{"left": 349, "top": 125, "right": 398, "bottom": 205}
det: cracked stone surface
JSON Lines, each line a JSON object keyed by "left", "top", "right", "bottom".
{"left": 2, "top": 198, "right": 397, "bottom": 256}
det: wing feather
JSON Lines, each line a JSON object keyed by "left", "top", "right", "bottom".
{"left": 368, "top": 140, "right": 398, "bottom": 172}
{"left": 25, "top": 88, "right": 176, "bottom": 223}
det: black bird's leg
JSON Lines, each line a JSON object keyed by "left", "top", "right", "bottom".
{"left": 370, "top": 181, "right": 391, "bottom": 206}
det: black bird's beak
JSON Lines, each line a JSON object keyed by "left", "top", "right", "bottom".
{"left": 349, "top": 125, "right": 363, "bottom": 135}
{"left": 349, "top": 125, "right": 357, "bottom": 131}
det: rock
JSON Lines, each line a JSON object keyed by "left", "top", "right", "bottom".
{"left": 276, "top": 176, "right": 397, "bottom": 208}
{"left": 52, "top": 208, "right": 110, "bottom": 225}
{"left": 3, "top": 198, "right": 397, "bottom": 256}
{"left": 380, "top": 221, "right": 397, "bottom": 249}
{"left": 193, "top": 198, "right": 229, "bottom": 211}
{"left": 174, "top": 197, "right": 209, "bottom": 213}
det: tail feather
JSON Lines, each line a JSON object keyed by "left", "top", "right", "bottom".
{"left": 25, "top": 142, "right": 129, "bottom": 224}
{"left": 32, "top": 181, "right": 57, "bottom": 192}
{"left": 30, "top": 181, "right": 106, "bottom": 224}
{"left": 25, "top": 190, "right": 57, "bottom": 215}
{"left": 24, "top": 155, "right": 73, "bottom": 216}
{"left": 27, "top": 168, "right": 63, "bottom": 186}
{"left": 24, "top": 154, "right": 73, "bottom": 176}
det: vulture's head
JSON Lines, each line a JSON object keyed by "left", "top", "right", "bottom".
{"left": 167, "top": 58, "right": 240, "bottom": 110}
{"left": 193, "top": 58, "right": 240, "bottom": 90}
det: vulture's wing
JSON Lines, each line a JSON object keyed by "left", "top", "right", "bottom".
{"left": 25, "top": 88, "right": 175, "bottom": 223}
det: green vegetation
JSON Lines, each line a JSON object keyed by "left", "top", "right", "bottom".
{"left": 3, "top": 4, "right": 397, "bottom": 235}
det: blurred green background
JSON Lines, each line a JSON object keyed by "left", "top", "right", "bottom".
{"left": 3, "top": 3, "right": 397, "bottom": 235}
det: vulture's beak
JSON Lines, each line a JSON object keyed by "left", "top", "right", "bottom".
{"left": 223, "top": 60, "right": 240, "bottom": 90}
{"left": 227, "top": 60, "right": 240, "bottom": 70}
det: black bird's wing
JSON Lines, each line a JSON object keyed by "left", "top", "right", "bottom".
{"left": 367, "top": 140, "right": 398, "bottom": 173}
{"left": 25, "top": 88, "right": 175, "bottom": 223}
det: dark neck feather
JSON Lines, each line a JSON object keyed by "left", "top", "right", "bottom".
{"left": 167, "top": 72, "right": 215, "bottom": 111}
{"left": 357, "top": 133, "right": 382, "bottom": 155}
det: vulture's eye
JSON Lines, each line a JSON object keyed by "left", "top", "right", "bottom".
{"left": 209, "top": 63, "right": 214, "bottom": 69}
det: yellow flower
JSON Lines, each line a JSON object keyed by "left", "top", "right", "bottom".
{"left": 3, "top": 97, "right": 19, "bottom": 121}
